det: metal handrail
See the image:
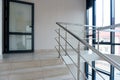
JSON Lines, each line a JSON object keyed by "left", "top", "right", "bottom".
{"left": 97, "top": 23, "right": 120, "bottom": 30}
{"left": 57, "top": 22, "right": 100, "bottom": 27}
{"left": 55, "top": 22, "right": 120, "bottom": 80}
{"left": 56, "top": 22, "right": 120, "bottom": 71}
{"left": 55, "top": 23, "right": 104, "bottom": 80}
{"left": 55, "top": 29, "right": 105, "bottom": 80}
{"left": 58, "top": 22, "right": 120, "bottom": 30}
{"left": 55, "top": 46, "right": 77, "bottom": 80}
{"left": 55, "top": 37, "right": 88, "bottom": 80}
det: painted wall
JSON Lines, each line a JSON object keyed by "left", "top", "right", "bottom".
{"left": 19, "top": 0, "right": 86, "bottom": 51}
{"left": 0, "top": 0, "right": 2, "bottom": 58}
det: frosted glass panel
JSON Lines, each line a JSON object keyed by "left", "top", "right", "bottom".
{"left": 9, "top": 2, "right": 32, "bottom": 33}
{"left": 9, "top": 35, "right": 32, "bottom": 50}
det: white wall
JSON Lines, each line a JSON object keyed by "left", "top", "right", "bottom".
{"left": 19, "top": 0, "right": 86, "bottom": 51}
{"left": 0, "top": 0, "right": 2, "bottom": 58}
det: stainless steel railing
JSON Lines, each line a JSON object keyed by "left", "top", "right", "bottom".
{"left": 55, "top": 22, "right": 120, "bottom": 80}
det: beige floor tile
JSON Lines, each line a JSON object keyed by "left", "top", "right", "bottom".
{"left": 0, "top": 63, "right": 10, "bottom": 71}
{"left": 9, "top": 71, "right": 43, "bottom": 80}
{"left": 44, "top": 74, "right": 74, "bottom": 80}
{"left": 35, "top": 79, "right": 43, "bottom": 80}
{"left": 31, "top": 71, "right": 44, "bottom": 79}
{"left": 8, "top": 57, "right": 33, "bottom": 63}
{"left": 40, "top": 58, "right": 62, "bottom": 67}
{"left": 0, "top": 75, "right": 9, "bottom": 80}
{"left": 11, "top": 60, "right": 41, "bottom": 70}
{"left": 0, "top": 63, "right": 12, "bottom": 76}
{"left": 44, "top": 77, "right": 74, "bottom": 80}
{"left": 43, "top": 67, "right": 68, "bottom": 78}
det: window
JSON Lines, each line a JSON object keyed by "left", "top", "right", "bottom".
{"left": 115, "top": 0, "right": 120, "bottom": 24}
{"left": 96, "top": 0, "right": 110, "bottom": 27}
{"left": 115, "top": 45, "right": 120, "bottom": 56}
{"left": 96, "top": 0, "right": 110, "bottom": 42}
{"left": 86, "top": 0, "right": 118, "bottom": 80}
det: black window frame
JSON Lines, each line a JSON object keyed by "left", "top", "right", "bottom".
{"left": 85, "top": 0, "right": 118, "bottom": 80}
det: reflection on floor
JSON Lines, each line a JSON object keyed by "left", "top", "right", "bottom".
{"left": 0, "top": 51, "right": 74, "bottom": 80}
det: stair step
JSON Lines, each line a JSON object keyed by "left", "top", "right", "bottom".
{"left": 0, "top": 58, "right": 63, "bottom": 73}
{"left": 0, "top": 66, "right": 68, "bottom": 80}
{"left": 0, "top": 52, "right": 77, "bottom": 80}
{"left": 0, "top": 57, "right": 72, "bottom": 80}
{"left": 44, "top": 74, "right": 74, "bottom": 80}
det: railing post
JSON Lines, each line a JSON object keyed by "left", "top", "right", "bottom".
{"left": 97, "top": 30, "right": 100, "bottom": 50}
{"left": 65, "top": 26, "right": 67, "bottom": 56}
{"left": 58, "top": 28, "right": 61, "bottom": 58}
{"left": 77, "top": 41, "right": 80, "bottom": 80}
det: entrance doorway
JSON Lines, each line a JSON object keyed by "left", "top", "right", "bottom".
{"left": 3, "top": 0, "right": 34, "bottom": 53}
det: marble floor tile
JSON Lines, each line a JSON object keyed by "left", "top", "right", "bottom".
{"left": 11, "top": 60, "right": 41, "bottom": 70}
{"left": 0, "top": 75, "right": 9, "bottom": 80}
{"left": 9, "top": 71, "right": 43, "bottom": 80}
{"left": 40, "top": 58, "right": 62, "bottom": 67}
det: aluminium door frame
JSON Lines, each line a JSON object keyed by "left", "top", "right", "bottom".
{"left": 4, "top": 0, "right": 34, "bottom": 53}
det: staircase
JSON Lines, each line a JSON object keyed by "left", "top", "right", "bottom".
{"left": 0, "top": 52, "right": 74, "bottom": 80}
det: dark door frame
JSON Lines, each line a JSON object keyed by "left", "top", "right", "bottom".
{"left": 3, "top": 0, "right": 34, "bottom": 53}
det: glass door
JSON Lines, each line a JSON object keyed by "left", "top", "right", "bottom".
{"left": 8, "top": 1, "right": 34, "bottom": 52}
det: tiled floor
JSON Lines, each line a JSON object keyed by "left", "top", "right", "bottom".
{"left": 0, "top": 52, "right": 74, "bottom": 80}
